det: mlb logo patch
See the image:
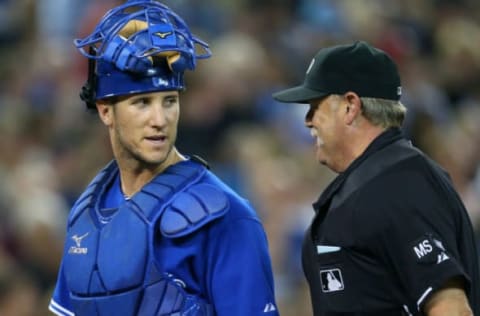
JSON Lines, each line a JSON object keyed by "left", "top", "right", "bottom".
{"left": 320, "top": 268, "right": 344, "bottom": 292}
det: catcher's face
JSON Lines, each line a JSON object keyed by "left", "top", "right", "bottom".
{"left": 97, "top": 90, "right": 180, "bottom": 168}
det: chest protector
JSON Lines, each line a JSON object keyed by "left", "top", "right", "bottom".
{"left": 63, "top": 160, "right": 228, "bottom": 316}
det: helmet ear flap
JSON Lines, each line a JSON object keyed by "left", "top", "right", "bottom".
{"left": 80, "top": 47, "right": 97, "bottom": 109}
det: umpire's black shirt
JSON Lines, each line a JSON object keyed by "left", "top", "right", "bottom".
{"left": 302, "top": 128, "right": 480, "bottom": 315}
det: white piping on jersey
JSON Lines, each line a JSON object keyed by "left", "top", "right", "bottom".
{"left": 402, "top": 304, "right": 413, "bottom": 316}
{"left": 417, "top": 286, "right": 433, "bottom": 310}
{"left": 316, "top": 245, "right": 341, "bottom": 254}
{"left": 49, "top": 299, "right": 75, "bottom": 316}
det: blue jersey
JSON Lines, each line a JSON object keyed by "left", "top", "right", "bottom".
{"left": 49, "top": 158, "right": 279, "bottom": 316}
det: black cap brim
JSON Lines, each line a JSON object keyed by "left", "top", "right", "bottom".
{"left": 272, "top": 85, "right": 329, "bottom": 103}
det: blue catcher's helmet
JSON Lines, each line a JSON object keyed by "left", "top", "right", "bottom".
{"left": 74, "top": 0, "right": 211, "bottom": 108}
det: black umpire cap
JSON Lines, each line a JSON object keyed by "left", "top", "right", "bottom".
{"left": 272, "top": 41, "right": 402, "bottom": 103}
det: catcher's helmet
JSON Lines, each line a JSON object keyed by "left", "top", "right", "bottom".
{"left": 74, "top": 0, "right": 211, "bottom": 108}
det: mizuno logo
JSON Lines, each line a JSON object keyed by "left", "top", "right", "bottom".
{"left": 156, "top": 31, "right": 172, "bottom": 39}
{"left": 72, "top": 232, "right": 89, "bottom": 247}
{"left": 69, "top": 232, "right": 89, "bottom": 255}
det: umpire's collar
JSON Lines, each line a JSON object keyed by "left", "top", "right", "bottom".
{"left": 312, "top": 127, "right": 405, "bottom": 212}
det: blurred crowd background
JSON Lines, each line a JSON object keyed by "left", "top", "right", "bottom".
{"left": 0, "top": 0, "right": 479, "bottom": 315}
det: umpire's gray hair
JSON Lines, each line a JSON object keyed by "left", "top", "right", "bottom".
{"left": 360, "top": 97, "right": 407, "bottom": 128}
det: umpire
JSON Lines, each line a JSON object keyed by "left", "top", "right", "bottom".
{"left": 272, "top": 41, "right": 479, "bottom": 316}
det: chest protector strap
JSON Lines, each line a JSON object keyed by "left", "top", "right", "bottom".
{"left": 69, "top": 159, "right": 228, "bottom": 234}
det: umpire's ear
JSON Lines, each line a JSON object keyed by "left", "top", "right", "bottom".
{"left": 96, "top": 100, "right": 114, "bottom": 127}
{"left": 343, "top": 91, "right": 362, "bottom": 125}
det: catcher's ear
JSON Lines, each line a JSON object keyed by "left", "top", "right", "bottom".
{"left": 96, "top": 101, "right": 113, "bottom": 126}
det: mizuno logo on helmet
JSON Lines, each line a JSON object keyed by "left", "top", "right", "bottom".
{"left": 156, "top": 31, "right": 173, "bottom": 39}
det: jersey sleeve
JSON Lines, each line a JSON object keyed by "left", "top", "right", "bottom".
{"left": 357, "top": 168, "right": 471, "bottom": 312}
{"left": 49, "top": 259, "right": 74, "bottom": 316}
{"left": 207, "top": 213, "right": 279, "bottom": 316}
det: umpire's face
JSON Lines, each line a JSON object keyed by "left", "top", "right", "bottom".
{"left": 305, "top": 94, "right": 352, "bottom": 173}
